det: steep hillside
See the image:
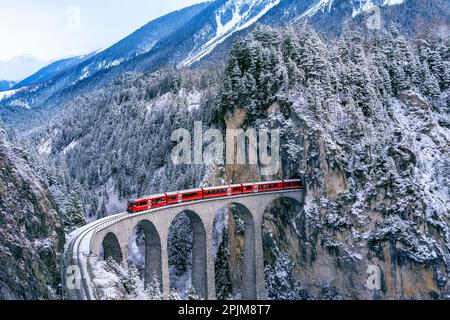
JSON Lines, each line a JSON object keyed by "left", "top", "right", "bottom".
{"left": 298, "top": 0, "right": 450, "bottom": 36}
{"left": 35, "top": 68, "right": 222, "bottom": 218}
{"left": 0, "top": 123, "right": 65, "bottom": 299}
{"left": 217, "top": 25, "right": 450, "bottom": 299}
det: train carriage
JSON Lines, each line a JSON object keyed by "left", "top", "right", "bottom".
{"left": 127, "top": 193, "right": 167, "bottom": 213}
{"left": 242, "top": 183, "right": 256, "bottom": 194}
{"left": 166, "top": 188, "right": 203, "bottom": 205}
{"left": 127, "top": 179, "right": 302, "bottom": 214}
{"left": 254, "top": 180, "right": 284, "bottom": 192}
{"left": 283, "top": 179, "right": 302, "bottom": 189}
{"left": 128, "top": 199, "right": 148, "bottom": 213}
{"left": 148, "top": 194, "right": 167, "bottom": 208}
{"left": 203, "top": 184, "right": 243, "bottom": 199}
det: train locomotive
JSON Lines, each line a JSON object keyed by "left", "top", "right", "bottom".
{"left": 127, "top": 179, "right": 302, "bottom": 214}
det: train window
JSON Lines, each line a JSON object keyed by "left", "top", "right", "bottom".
{"left": 233, "top": 188, "right": 241, "bottom": 192}
{"left": 168, "top": 195, "right": 177, "bottom": 201}
{"left": 245, "top": 186, "right": 253, "bottom": 190}
{"left": 139, "top": 201, "right": 147, "bottom": 206}
{"left": 206, "top": 189, "right": 226, "bottom": 195}
{"left": 152, "top": 198, "right": 165, "bottom": 205}
{"left": 183, "top": 192, "right": 198, "bottom": 198}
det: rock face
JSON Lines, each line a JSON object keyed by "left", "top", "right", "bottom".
{"left": 0, "top": 124, "right": 64, "bottom": 300}
{"left": 218, "top": 25, "right": 450, "bottom": 299}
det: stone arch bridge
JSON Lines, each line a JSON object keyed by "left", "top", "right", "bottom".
{"left": 65, "top": 190, "right": 304, "bottom": 300}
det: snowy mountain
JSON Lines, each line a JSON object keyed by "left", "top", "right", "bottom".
{"left": 0, "top": 80, "right": 16, "bottom": 92}
{"left": 0, "top": 2, "right": 208, "bottom": 116}
{"left": 64, "top": 2, "right": 209, "bottom": 85}
{"left": 1, "top": 0, "right": 449, "bottom": 130}
{"left": 12, "top": 53, "right": 97, "bottom": 90}
{"left": 180, "top": 0, "right": 283, "bottom": 66}
{"left": 291, "top": 0, "right": 405, "bottom": 20}
{"left": 294, "top": 0, "right": 450, "bottom": 35}
{"left": 0, "top": 55, "right": 49, "bottom": 82}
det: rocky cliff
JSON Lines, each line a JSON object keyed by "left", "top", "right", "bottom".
{"left": 216, "top": 25, "right": 450, "bottom": 299}
{"left": 0, "top": 124, "right": 65, "bottom": 299}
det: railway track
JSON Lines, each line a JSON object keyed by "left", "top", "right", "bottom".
{"left": 64, "top": 214, "right": 126, "bottom": 300}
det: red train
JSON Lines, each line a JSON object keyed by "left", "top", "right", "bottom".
{"left": 127, "top": 179, "right": 302, "bottom": 214}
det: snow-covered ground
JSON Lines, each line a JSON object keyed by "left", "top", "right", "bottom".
{"left": 181, "top": 0, "right": 282, "bottom": 66}
{"left": 0, "top": 89, "right": 18, "bottom": 101}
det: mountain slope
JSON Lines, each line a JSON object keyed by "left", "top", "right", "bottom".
{"left": 295, "top": 0, "right": 450, "bottom": 35}
{"left": 1, "top": 0, "right": 449, "bottom": 133}
{"left": 66, "top": 2, "right": 210, "bottom": 84}
{"left": 0, "top": 124, "right": 65, "bottom": 299}
{"left": 0, "top": 55, "right": 48, "bottom": 82}
{"left": 0, "top": 80, "right": 16, "bottom": 92}
{"left": 13, "top": 53, "right": 96, "bottom": 90}
{"left": 218, "top": 25, "right": 450, "bottom": 299}
{"left": 0, "top": 2, "right": 209, "bottom": 119}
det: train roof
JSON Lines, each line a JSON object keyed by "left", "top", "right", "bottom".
{"left": 284, "top": 179, "right": 301, "bottom": 182}
{"left": 166, "top": 188, "right": 203, "bottom": 195}
{"left": 202, "top": 184, "right": 242, "bottom": 190}
{"left": 254, "top": 180, "right": 283, "bottom": 185}
{"left": 131, "top": 193, "right": 166, "bottom": 202}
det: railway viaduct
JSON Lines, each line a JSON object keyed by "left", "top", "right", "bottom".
{"left": 67, "top": 190, "right": 304, "bottom": 300}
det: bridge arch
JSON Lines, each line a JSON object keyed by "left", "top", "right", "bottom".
{"left": 102, "top": 232, "right": 123, "bottom": 263}
{"left": 168, "top": 210, "right": 207, "bottom": 299}
{"left": 261, "top": 196, "right": 305, "bottom": 299}
{"left": 129, "top": 220, "right": 162, "bottom": 290}
{"left": 213, "top": 202, "right": 256, "bottom": 300}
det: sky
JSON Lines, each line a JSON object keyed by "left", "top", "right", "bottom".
{"left": 0, "top": 0, "right": 207, "bottom": 63}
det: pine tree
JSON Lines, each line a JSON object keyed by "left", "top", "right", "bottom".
{"left": 215, "top": 229, "right": 232, "bottom": 300}
{"left": 168, "top": 214, "right": 193, "bottom": 276}
{"left": 65, "top": 188, "right": 86, "bottom": 229}
{"left": 146, "top": 273, "right": 162, "bottom": 300}
{"left": 187, "top": 286, "right": 201, "bottom": 300}
{"left": 423, "top": 62, "right": 441, "bottom": 97}
{"left": 169, "top": 289, "right": 181, "bottom": 300}
{"left": 123, "top": 265, "right": 141, "bottom": 297}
